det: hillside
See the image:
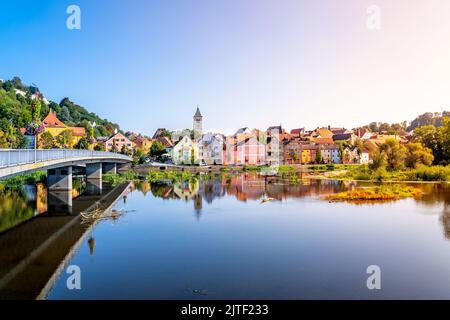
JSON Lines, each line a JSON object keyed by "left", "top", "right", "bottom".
{"left": 0, "top": 76, "right": 120, "bottom": 147}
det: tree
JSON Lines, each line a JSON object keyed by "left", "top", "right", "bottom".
{"left": 31, "top": 99, "right": 41, "bottom": 122}
{"left": 290, "top": 149, "right": 298, "bottom": 162}
{"left": 315, "top": 146, "right": 323, "bottom": 164}
{"left": 379, "top": 138, "right": 406, "bottom": 170}
{"left": 369, "top": 150, "right": 388, "bottom": 170}
{"left": 338, "top": 142, "right": 345, "bottom": 163}
{"left": 38, "top": 131, "right": 55, "bottom": 149}
{"left": 75, "top": 137, "right": 90, "bottom": 150}
{"left": 190, "top": 147, "right": 195, "bottom": 165}
{"left": 111, "top": 139, "right": 119, "bottom": 153}
{"left": 150, "top": 141, "right": 166, "bottom": 157}
{"left": 405, "top": 142, "right": 434, "bottom": 169}
{"left": 120, "top": 144, "right": 132, "bottom": 156}
{"left": 55, "top": 129, "right": 74, "bottom": 149}
{"left": 60, "top": 106, "right": 71, "bottom": 123}
{"left": 412, "top": 125, "right": 443, "bottom": 164}
{"left": 441, "top": 117, "right": 450, "bottom": 163}
{"left": 133, "top": 149, "right": 145, "bottom": 165}
{"left": 354, "top": 138, "right": 363, "bottom": 156}
{"left": 94, "top": 143, "right": 105, "bottom": 151}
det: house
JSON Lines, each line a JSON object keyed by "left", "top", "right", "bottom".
{"left": 359, "top": 151, "right": 370, "bottom": 164}
{"left": 290, "top": 128, "right": 305, "bottom": 137}
{"left": 104, "top": 132, "right": 134, "bottom": 153}
{"left": 312, "top": 137, "right": 334, "bottom": 145}
{"left": 172, "top": 135, "right": 199, "bottom": 165}
{"left": 152, "top": 128, "right": 170, "bottom": 139}
{"left": 342, "top": 147, "right": 359, "bottom": 164}
{"left": 321, "top": 144, "right": 341, "bottom": 164}
{"left": 198, "top": 133, "right": 225, "bottom": 165}
{"left": 333, "top": 133, "right": 357, "bottom": 144}
{"left": 266, "top": 135, "right": 282, "bottom": 166}
{"left": 132, "top": 136, "right": 152, "bottom": 153}
{"left": 282, "top": 139, "right": 302, "bottom": 165}
{"left": 236, "top": 135, "right": 266, "bottom": 165}
{"left": 355, "top": 128, "right": 372, "bottom": 140}
{"left": 314, "top": 128, "right": 334, "bottom": 139}
{"left": 37, "top": 110, "right": 86, "bottom": 148}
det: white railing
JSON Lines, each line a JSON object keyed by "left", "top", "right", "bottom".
{"left": 0, "top": 149, "right": 132, "bottom": 169}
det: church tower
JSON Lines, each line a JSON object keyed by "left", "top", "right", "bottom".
{"left": 193, "top": 106, "right": 203, "bottom": 137}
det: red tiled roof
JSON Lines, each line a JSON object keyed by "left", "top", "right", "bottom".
{"left": 42, "top": 110, "right": 66, "bottom": 128}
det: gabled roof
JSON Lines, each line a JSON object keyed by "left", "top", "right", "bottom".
{"left": 42, "top": 110, "right": 67, "bottom": 128}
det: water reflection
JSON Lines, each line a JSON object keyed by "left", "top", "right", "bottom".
{"left": 134, "top": 173, "right": 450, "bottom": 237}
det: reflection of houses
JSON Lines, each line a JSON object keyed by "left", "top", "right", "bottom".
{"left": 173, "top": 180, "right": 199, "bottom": 201}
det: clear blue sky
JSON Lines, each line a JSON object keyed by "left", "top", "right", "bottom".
{"left": 2, "top": 0, "right": 450, "bottom": 136}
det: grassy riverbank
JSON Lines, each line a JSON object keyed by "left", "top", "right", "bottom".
{"left": 325, "top": 185, "right": 423, "bottom": 202}
{"left": 0, "top": 171, "right": 46, "bottom": 191}
{"left": 327, "top": 165, "right": 450, "bottom": 182}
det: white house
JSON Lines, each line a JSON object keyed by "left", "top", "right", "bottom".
{"left": 172, "top": 135, "right": 199, "bottom": 165}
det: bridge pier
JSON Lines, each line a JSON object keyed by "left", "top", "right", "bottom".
{"left": 102, "top": 162, "right": 117, "bottom": 175}
{"left": 47, "top": 166, "right": 72, "bottom": 191}
{"left": 86, "top": 163, "right": 103, "bottom": 195}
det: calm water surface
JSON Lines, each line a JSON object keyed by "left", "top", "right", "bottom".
{"left": 2, "top": 174, "right": 450, "bottom": 299}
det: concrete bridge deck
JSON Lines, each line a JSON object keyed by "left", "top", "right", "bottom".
{"left": 0, "top": 149, "right": 132, "bottom": 180}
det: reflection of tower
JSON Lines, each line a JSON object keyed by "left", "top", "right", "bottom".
{"left": 193, "top": 106, "right": 202, "bottom": 137}
{"left": 194, "top": 194, "right": 202, "bottom": 216}
{"left": 88, "top": 237, "right": 95, "bottom": 256}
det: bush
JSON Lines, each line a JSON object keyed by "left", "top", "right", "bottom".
{"left": 412, "top": 165, "right": 450, "bottom": 181}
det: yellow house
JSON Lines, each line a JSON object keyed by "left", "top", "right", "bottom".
{"left": 301, "top": 149, "right": 311, "bottom": 164}
{"left": 40, "top": 110, "right": 86, "bottom": 147}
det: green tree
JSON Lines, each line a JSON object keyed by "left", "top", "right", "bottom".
{"left": 369, "top": 150, "right": 388, "bottom": 170}
{"left": 75, "top": 137, "right": 90, "bottom": 150}
{"left": 31, "top": 99, "right": 41, "bottom": 122}
{"left": 412, "top": 125, "right": 443, "bottom": 164}
{"left": 190, "top": 147, "right": 195, "bottom": 165}
{"left": 315, "top": 146, "right": 323, "bottom": 164}
{"left": 38, "top": 132, "right": 55, "bottom": 149}
{"left": 121, "top": 144, "right": 132, "bottom": 156}
{"left": 55, "top": 129, "right": 74, "bottom": 149}
{"left": 441, "top": 117, "right": 450, "bottom": 163}
{"left": 150, "top": 141, "right": 166, "bottom": 157}
{"left": 379, "top": 138, "right": 406, "bottom": 170}
{"left": 405, "top": 142, "right": 434, "bottom": 169}
{"left": 133, "top": 149, "right": 145, "bottom": 165}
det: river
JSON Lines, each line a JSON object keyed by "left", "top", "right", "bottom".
{"left": 1, "top": 173, "right": 450, "bottom": 299}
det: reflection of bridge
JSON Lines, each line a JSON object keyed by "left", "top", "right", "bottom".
{"left": 0, "top": 149, "right": 132, "bottom": 191}
{"left": 0, "top": 180, "right": 132, "bottom": 300}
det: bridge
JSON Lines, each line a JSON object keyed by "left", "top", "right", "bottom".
{"left": 0, "top": 149, "right": 132, "bottom": 191}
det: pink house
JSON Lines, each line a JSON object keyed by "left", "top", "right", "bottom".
{"left": 236, "top": 136, "right": 266, "bottom": 165}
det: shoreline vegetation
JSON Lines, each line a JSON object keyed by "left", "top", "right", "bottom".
{"left": 324, "top": 185, "right": 423, "bottom": 202}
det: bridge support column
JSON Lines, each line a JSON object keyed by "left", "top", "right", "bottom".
{"left": 86, "top": 163, "right": 102, "bottom": 195}
{"left": 47, "top": 166, "right": 72, "bottom": 191}
{"left": 102, "top": 162, "right": 117, "bottom": 175}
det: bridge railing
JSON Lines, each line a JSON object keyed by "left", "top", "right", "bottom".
{"left": 0, "top": 149, "right": 132, "bottom": 169}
